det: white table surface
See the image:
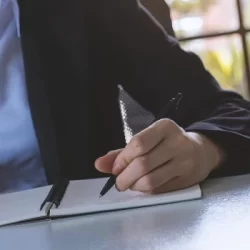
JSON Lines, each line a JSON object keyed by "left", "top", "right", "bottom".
{"left": 1, "top": 174, "right": 250, "bottom": 250}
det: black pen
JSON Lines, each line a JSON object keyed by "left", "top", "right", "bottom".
{"left": 99, "top": 92, "right": 183, "bottom": 198}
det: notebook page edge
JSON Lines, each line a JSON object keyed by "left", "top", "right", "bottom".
{"left": 50, "top": 184, "right": 201, "bottom": 217}
{"left": 0, "top": 185, "right": 52, "bottom": 226}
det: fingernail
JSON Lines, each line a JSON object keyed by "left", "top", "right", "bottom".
{"left": 115, "top": 183, "right": 121, "bottom": 192}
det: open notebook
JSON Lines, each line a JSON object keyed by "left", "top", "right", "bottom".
{"left": 0, "top": 178, "right": 202, "bottom": 226}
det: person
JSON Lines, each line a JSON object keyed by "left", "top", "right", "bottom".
{"left": 1, "top": 0, "right": 250, "bottom": 194}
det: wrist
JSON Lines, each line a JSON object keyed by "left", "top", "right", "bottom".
{"left": 187, "top": 132, "right": 226, "bottom": 172}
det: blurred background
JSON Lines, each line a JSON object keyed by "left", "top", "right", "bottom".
{"left": 120, "top": 0, "right": 250, "bottom": 140}
{"left": 166, "top": 0, "right": 250, "bottom": 98}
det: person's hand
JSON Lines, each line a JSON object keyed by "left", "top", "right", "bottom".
{"left": 95, "top": 119, "right": 225, "bottom": 194}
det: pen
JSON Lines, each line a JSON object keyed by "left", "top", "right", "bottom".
{"left": 99, "top": 92, "right": 183, "bottom": 198}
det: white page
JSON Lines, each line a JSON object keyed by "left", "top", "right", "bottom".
{"left": 0, "top": 185, "right": 52, "bottom": 226}
{"left": 50, "top": 178, "right": 202, "bottom": 217}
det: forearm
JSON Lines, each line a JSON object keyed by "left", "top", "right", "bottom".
{"left": 186, "top": 110, "right": 250, "bottom": 178}
{"left": 187, "top": 132, "right": 226, "bottom": 175}
{"left": 97, "top": 0, "right": 250, "bottom": 175}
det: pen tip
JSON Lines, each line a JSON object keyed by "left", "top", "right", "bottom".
{"left": 99, "top": 194, "right": 103, "bottom": 198}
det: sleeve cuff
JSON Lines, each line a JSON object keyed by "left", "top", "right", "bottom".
{"left": 185, "top": 122, "right": 250, "bottom": 178}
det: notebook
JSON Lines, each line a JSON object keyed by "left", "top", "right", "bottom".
{"left": 0, "top": 178, "right": 202, "bottom": 226}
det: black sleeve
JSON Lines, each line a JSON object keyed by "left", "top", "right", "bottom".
{"left": 96, "top": 0, "right": 250, "bottom": 177}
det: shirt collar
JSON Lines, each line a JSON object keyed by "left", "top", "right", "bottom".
{"left": 0, "top": 0, "right": 20, "bottom": 37}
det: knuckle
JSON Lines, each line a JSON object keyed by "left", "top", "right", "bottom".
{"left": 130, "top": 136, "right": 145, "bottom": 154}
{"left": 141, "top": 176, "right": 155, "bottom": 191}
{"left": 136, "top": 156, "right": 150, "bottom": 172}
{"left": 120, "top": 157, "right": 130, "bottom": 168}
{"left": 163, "top": 118, "right": 175, "bottom": 127}
{"left": 178, "top": 135, "right": 187, "bottom": 146}
{"left": 157, "top": 118, "right": 173, "bottom": 127}
{"left": 157, "top": 119, "right": 180, "bottom": 133}
{"left": 175, "top": 133, "right": 188, "bottom": 147}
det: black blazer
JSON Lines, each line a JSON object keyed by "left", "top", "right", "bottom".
{"left": 18, "top": 0, "right": 250, "bottom": 184}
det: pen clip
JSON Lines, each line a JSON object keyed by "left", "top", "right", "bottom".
{"left": 175, "top": 93, "right": 183, "bottom": 109}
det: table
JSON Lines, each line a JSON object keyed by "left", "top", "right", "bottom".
{"left": 1, "top": 174, "right": 250, "bottom": 250}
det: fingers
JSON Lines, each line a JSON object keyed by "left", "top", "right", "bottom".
{"left": 112, "top": 119, "right": 178, "bottom": 175}
{"left": 95, "top": 149, "right": 122, "bottom": 173}
{"left": 116, "top": 139, "right": 176, "bottom": 191}
{"left": 95, "top": 119, "right": 192, "bottom": 194}
{"left": 129, "top": 159, "right": 179, "bottom": 192}
{"left": 129, "top": 159, "right": 198, "bottom": 194}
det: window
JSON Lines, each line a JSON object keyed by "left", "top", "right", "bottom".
{"left": 166, "top": 0, "right": 250, "bottom": 98}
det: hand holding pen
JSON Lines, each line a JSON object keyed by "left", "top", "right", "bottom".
{"left": 95, "top": 92, "right": 224, "bottom": 196}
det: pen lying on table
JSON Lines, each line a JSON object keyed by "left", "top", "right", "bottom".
{"left": 99, "top": 92, "right": 183, "bottom": 198}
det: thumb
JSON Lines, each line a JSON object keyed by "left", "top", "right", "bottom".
{"left": 95, "top": 149, "right": 122, "bottom": 174}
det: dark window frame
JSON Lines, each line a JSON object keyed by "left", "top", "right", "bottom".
{"left": 177, "top": 0, "right": 250, "bottom": 97}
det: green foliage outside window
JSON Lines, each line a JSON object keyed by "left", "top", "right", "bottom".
{"left": 167, "top": 0, "right": 250, "bottom": 95}
{"left": 181, "top": 39, "right": 245, "bottom": 91}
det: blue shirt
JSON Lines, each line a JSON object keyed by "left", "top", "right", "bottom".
{"left": 0, "top": 0, "right": 47, "bottom": 193}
